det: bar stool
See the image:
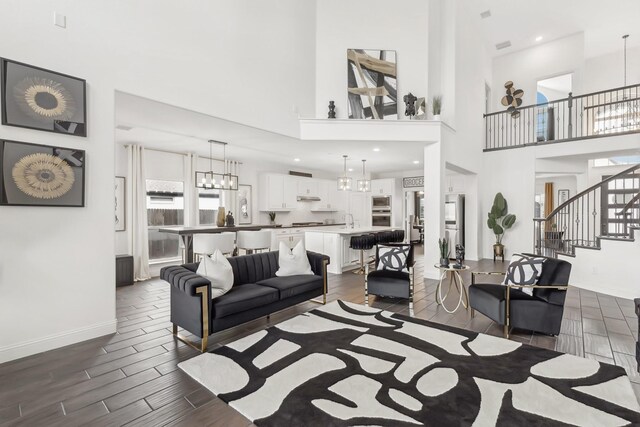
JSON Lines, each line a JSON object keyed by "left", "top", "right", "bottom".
{"left": 193, "top": 232, "right": 236, "bottom": 260}
{"left": 392, "top": 229, "right": 405, "bottom": 243}
{"left": 236, "top": 230, "right": 272, "bottom": 255}
{"left": 350, "top": 234, "right": 376, "bottom": 274}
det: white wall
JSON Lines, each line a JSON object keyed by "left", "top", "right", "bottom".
{"left": 314, "top": 0, "right": 429, "bottom": 119}
{"left": 0, "top": 0, "right": 116, "bottom": 363}
{"left": 0, "top": 0, "right": 320, "bottom": 363}
{"left": 583, "top": 46, "right": 640, "bottom": 93}
{"left": 492, "top": 33, "right": 585, "bottom": 110}
{"left": 113, "top": 1, "right": 317, "bottom": 138}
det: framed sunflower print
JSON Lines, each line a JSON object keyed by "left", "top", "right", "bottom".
{"left": 1, "top": 58, "right": 87, "bottom": 136}
{"left": 0, "top": 139, "right": 85, "bottom": 207}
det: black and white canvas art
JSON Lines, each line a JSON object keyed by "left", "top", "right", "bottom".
{"left": 1, "top": 58, "right": 87, "bottom": 136}
{"left": 0, "top": 139, "right": 85, "bottom": 207}
{"left": 180, "top": 301, "right": 640, "bottom": 426}
{"left": 347, "top": 49, "right": 397, "bottom": 120}
{"left": 115, "top": 176, "right": 125, "bottom": 231}
{"left": 238, "top": 184, "right": 252, "bottom": 224}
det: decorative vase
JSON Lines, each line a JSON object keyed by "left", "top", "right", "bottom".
{"left": 440, "top": 258, "right": 449, "bottom": 267}
{"left": 270, "top": 220, "right": 276, "bottom": 225}
{"left": 216, "top": 207, "right": 226, "bottom": 227}
{"left": 433, "top": 114, "right": 441, "bottom": 121}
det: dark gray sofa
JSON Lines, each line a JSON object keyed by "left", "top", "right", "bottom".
{"left": 161, "top": 250, "right": 329, "bottom": 352}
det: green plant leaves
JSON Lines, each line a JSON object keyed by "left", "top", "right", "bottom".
{"left": 503, "top": 213, "right": 516, "bottom": 229}
{"left": 492, "top": 224, "right": 504, "bottom": 235}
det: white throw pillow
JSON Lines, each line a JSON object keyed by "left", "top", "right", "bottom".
{"left": 377, "top": 245, "right": 410, "bottom": 272}
{"left": 502, "top": 254, "right": 546, "bottom": 296}
{"left": 196, "top": 249, "right": 234, "bottom": 299}
{"left": 276, "top": 240, "right": 314, "bottom": 277}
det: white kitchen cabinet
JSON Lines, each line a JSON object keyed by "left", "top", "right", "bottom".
{"left": 259, "top": 173, "right": 298, "bottom": 211}
{"left": 371, "top": 178, "right": 395, "bottom": 195}
{"left": 297, "top": 178, "right": 319, "bottom": 197}
{"left": 311, "top": 180, "right": 338, "bottom": 212}
{"left": 271, "top": 228, "right": 305, "bottom": 250}
{"left": 446, "top": 174, "right": 465, "bottom": 194}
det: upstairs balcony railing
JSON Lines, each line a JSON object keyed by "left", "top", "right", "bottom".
{"left": 484, "top": 83, "right": 640, "bottom": 151}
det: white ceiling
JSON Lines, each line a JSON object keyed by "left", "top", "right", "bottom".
{"left": 115, "top": 92, "right": 427, "bottom": 175}
{"left": 470, "top": 0, "right": 640, "bottom": 58}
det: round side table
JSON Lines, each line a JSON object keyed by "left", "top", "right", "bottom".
{"left": 434, "top": 264, "right": 470, "bottom": 314}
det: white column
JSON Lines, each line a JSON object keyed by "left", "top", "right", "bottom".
{"left": 423, "top": 142, "right": 446, "bottom": 280}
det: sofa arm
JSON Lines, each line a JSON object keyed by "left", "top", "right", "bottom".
{"left": 307, "top": 251, "right": 330, "bottom": 277}
{"left": 160, "top": 265, "right": 211, "bottom": 297}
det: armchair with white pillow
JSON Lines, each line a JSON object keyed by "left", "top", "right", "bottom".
{"left": 469, "top": 253, "right": 572, "bottom": 339}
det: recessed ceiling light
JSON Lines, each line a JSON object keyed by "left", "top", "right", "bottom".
{"left": 413, "top": 160, "right": 420, "bottom": 164}
{"left": 535, "top": 36, "right": 543, "bottom": 42}
{"left": 348, "top": 168, "right": 354, "bottom": 172}
{"left": 373, "top": 148, "right": 380, "bottom": 152}
{"left": 293, "top": 158, "right": 300, "bottom": 162}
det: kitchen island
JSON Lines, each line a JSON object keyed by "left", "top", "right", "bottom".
{"left": 304, "top": 226, "right": 402, "bottom": 274}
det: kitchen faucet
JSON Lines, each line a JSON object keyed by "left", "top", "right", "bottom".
{"left": 346, "top": 213, "right": 355, "bottom": 229}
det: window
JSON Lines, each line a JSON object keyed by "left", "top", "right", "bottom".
{"left": 601, "top": 173, "right": 640, "bottom": 237}
{"left": 593, "top": 156, "right": 640, "bottom": 167}
{"left": 147, "top": 180, "right": 184, "bottom": 261}
{"left": 198, "top": 188, "right": 220, "bottom": 225}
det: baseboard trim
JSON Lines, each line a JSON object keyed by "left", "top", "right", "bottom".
{"left": 0, "top": 319, "right": 117, "bottom": 364}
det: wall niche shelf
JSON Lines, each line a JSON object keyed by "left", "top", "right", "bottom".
{"left": 299, "top": 118, "right": 453, "bottom": 142}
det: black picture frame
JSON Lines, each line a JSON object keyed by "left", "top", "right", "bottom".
{"left": 558, "top": 189, "right": 570, "bottom": 205}
{"left": 1, "top": 58, "right": 87, "bottom": 137}
{"left": 0, "top": 139, "right": 86, "bottom": 207}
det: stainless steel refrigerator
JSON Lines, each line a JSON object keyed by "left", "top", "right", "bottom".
{"left": 444, "top": 194, "right": 465, "bottom": 250}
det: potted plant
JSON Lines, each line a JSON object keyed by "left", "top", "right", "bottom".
{"left": 438, "top": 238, "right": 450, "bottom": 267}
{"left": 487, "top": 192, "right": 516, "bottom": 259}
{"left": 268, "top": 211, "right": 277, "bottom": 225}
{"left": 432, "top": 96, "right": 442, "bottom": 120}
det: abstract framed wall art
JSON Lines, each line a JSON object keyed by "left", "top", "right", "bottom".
{"left": 347, "top": 49, "right": 397, "bottom": 120}
{"left": 1, "top": 58, "right": 87, "bottom": 136}
{"left": 115, "top": 176, "right": 126, "bottom": 231}
{"left": 238, "top": 184, "right": 252, "bottom": 224}
{"left": 0, "top": 139, "right": 85, "bottom": 207}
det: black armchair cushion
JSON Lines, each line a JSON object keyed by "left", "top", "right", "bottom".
{"left": 367, "top": 269, "right": 411, "bottom": 299}
{"left": 257, "top": 275, "right": 323, "bottom": 299}
{"left": 468, "top": 283, "right": 535, "bottom": 324}
{"left": 212, "top": 284, "right": 279, "bottom": 319}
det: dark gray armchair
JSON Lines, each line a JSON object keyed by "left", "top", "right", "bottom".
{"left": 365, "top": 243, "right": 415, "bottom": 314}
{"left": 468, "top": 254, "right": 572, "bottom": 338}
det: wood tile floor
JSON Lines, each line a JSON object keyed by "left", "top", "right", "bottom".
{"left": 1, "top": 250, "right": 638, "bottom": 426}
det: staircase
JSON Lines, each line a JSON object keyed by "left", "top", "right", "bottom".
{"left": 533, "top": 163, "right": 640, "bottom": 258}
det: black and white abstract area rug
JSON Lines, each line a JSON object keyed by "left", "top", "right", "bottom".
{"left": 178, "top": 301, "right": 640, "bottom": 426}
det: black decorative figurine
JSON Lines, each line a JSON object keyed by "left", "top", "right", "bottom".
{"left": 453, "top": 244, "right": 465, "bottom": 269}
{"left": 328, "top": 101, "right": 336, "bottom": 119}
{"left": 225, "top": 211, "right": 235, "bottom": 227}
{"left": 403, "top": 92, "right": 417, "bottom": 119}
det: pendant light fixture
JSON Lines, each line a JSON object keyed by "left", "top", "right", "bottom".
{"left": 195, "top": 140, "right": 239, "bottom": 191}
{"left": 357, "top": 159, "right": 371, "bottom": 192}
{"left": 337, "top": 155, "right": 352, "bottom": 191}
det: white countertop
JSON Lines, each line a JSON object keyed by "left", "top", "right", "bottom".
{"left": 304, "top": 226, "right": 401, "bottom": 235}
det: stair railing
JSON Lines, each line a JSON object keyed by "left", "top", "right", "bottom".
{"left": 534, "top": 163, "right": 640, "bottom": 257}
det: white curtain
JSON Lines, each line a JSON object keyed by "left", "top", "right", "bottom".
{"left": 184, "top": 153, "right": 199, "bottom": 227}
{"left": 129, "top": 145, "right": 151, "bottom": 281}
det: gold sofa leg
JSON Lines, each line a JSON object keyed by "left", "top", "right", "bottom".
{"left": 311, "top": 259, "right": 329, "bottom": 305}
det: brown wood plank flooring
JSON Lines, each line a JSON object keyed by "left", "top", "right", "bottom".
{"left": 1, "top": 247, "right": 639, "bottom": 426}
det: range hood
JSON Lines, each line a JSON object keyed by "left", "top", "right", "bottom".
{"left": 297, "top": 195, "right": 321, "bottom": 202}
